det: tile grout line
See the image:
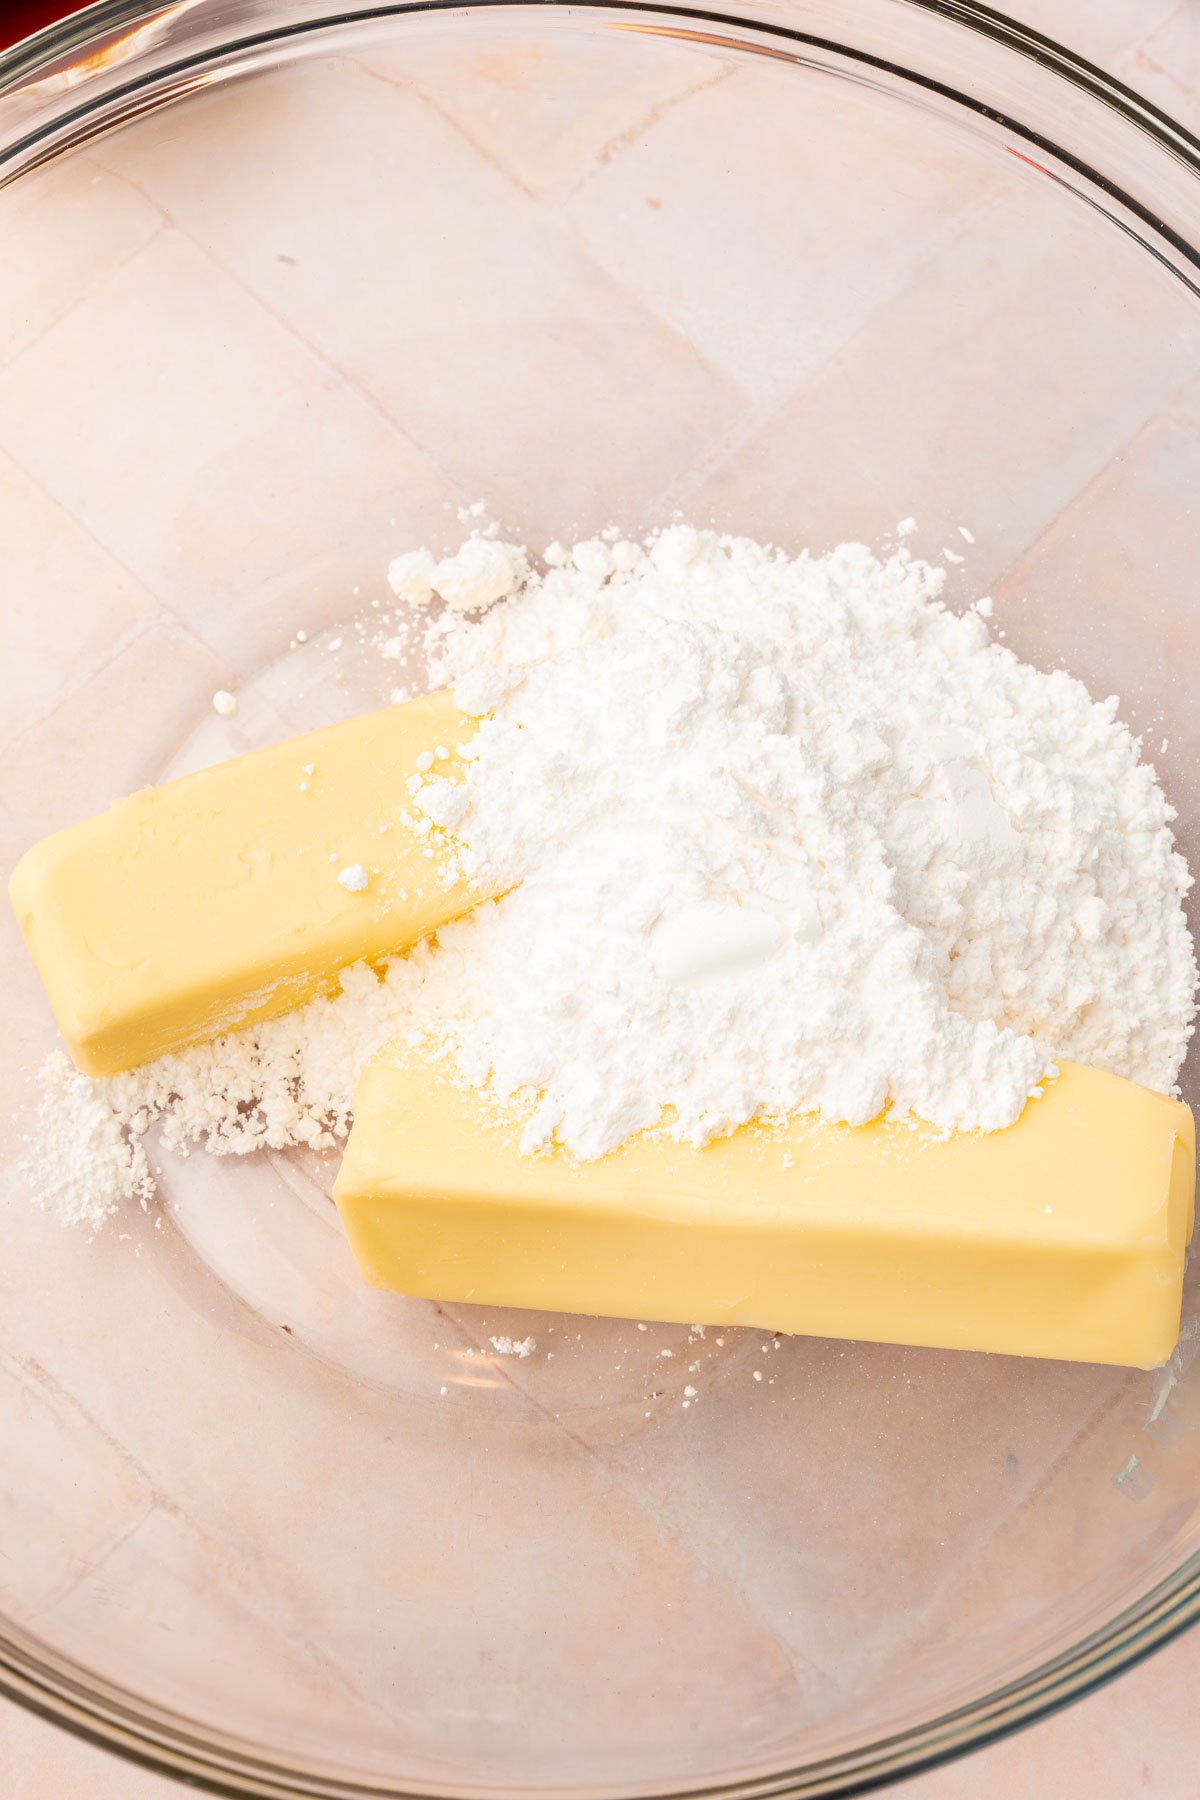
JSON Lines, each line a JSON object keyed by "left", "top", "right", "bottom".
{"left": 87, "top": 143, "right": 472, "bottom": 497}
{"left": 453, "top": 1322, "right": 842, "bottom": 1700}
{"left": 0, "top": 161, "right": 168, "bottom": 376}
{"left": 0, "top": 445, "right": 238, "bottom": 760}
{"left": 561, "top": 62, "right": 737, "bottom": 206}
{"left": 5, "top": 1268, "right": 403, "bottom": 1729}
{"left": 0, "top": 213, "right": 169, "bottom": 378}
{"left": 0, "top": 216, "right": 256, "bottom": 714}
{"left": 2, "top": 199, "right": 437, "bottom": 696}
{"left": 353, "top": 58, "right": 753, "bottom": 406}
{"left": 990, "top": 356, "right": 1200, "bottom": 615}
{"left": 649, "top": 176, "right": 1017, "bottom": 526}
{"left": 357, "top": 61, "right": 538, "bottom": 203}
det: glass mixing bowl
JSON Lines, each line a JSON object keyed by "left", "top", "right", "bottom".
{"left": 2, "top": 2, "right": 1200, "bottom": 1795}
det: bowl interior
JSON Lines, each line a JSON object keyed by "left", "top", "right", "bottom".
{"left": 2, "top": 4, "right": 1200, "bottom": 1795}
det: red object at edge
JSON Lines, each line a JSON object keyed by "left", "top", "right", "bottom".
{"left": 0, "top": 1, "right": 86, "bottom": 51}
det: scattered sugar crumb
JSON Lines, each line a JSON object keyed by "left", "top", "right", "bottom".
{"left": 413, "top": 781, "right": 468, "bottom": 830}
{"left": 387, "top": 548, "right": 437, "bottom": 607}
{"left": 490, "top": 1334, "right": 535, "bottom": 1358}
{"left": 431, "top": 537, "right": 527, "bottom": 613}
{"left": 211, "top": 689, "right": 238, "bottom": 717}
{"left": 337, "top": 864, "right": 369, "bottom": 893}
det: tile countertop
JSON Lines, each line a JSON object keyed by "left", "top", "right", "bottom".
{"left": 2, "top": 0, "right": 1200, "bottom": 1797}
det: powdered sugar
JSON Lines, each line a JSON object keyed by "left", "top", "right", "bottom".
{"left": 26, "top": 959, "right": 433, "bottom": 1226}
{"left": 407, "top": 531, "right": 1194, "bottom": 1155}
{"left": 24, "top": 524, "right": 1196, "bottom": 1224}
{"left": 387, "top": 537, "right": 527, "bottom": 614}
{"left": 31, "top": 1053, "right": 155, "bottom": 1226}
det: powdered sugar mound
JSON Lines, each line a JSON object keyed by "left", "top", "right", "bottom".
{"left": 416, "top": 528, "right": 1194, "bottom": 1154}
{"left": 454, "top": 666, "right": 514, "bottom": 717}
{"left": 413, "top": 631, "right": 1046, "bottom": 1155}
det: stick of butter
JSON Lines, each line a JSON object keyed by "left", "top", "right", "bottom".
{"left": 9, "top": 693, "right": 479, "bottom": 1076}
{"left": 334, "top": 1051, "right": 1195, "bottom": 1368}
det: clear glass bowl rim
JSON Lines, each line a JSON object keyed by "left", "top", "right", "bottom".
{"left": 2, "top": 1, "right": 1200, "bottom": 1795}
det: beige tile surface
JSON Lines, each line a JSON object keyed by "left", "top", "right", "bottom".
{"left": 367, "top": 22, "right": 723, "bottom": 200}
{"left": 590, "top": 1335, "right": 1125, "bottom": 1709}
{"left": 1123, "top": 7, "right": 1200, "bottom": 120}
{"left": 0, "top": 225, "right": 463, "bottom": 673}
{"left": 1014, "top": 0, "right": 1182, "bottom": 69}
{"left": 679, "top": 179, "right": 1200, "bottom": 586}
{"left": 565, "top": 63, "right": 1002, "bottom": 411}
{"left": 0, "top": 450, "right": 163, "bottom": 750}
{"left": 993, "top": 372, "right": 1200, "bottom": 757}
{"left": 96, "top": 60, "right": 742, "bottom": 541}
{"left": 0, "top": 614, "right": 227, "bottom": 850}
{"left": 0, "top": 1350, "right": 153, "bottom": 1621}
{"left": 0, "top": 155, "right": 161, "bottom": 371}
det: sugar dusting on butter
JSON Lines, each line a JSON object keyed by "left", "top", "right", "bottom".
{"left": 23, "top": 522, "right": 1196, "bottom": 1226}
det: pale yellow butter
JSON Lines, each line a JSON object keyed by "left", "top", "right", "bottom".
{"left": 335, "top": 1052, "right": 1195, "bottom": 1369}
{"left": 9, "top": 692, "right": 477, "bottom": 1076}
